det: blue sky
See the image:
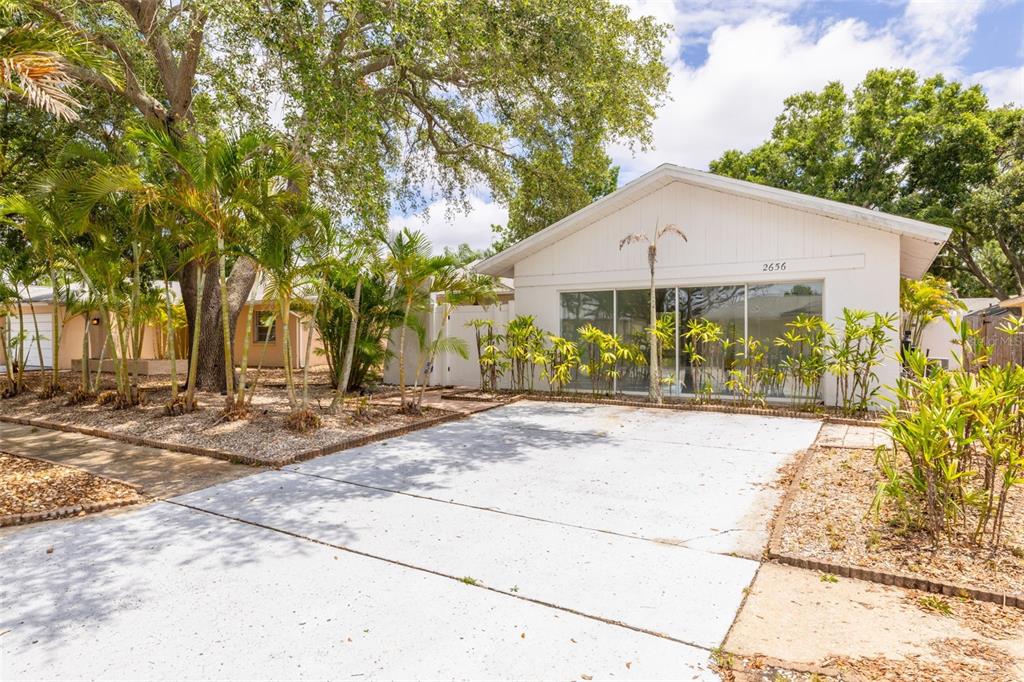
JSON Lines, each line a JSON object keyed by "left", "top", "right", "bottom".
{"left": 395, "top": 0, "right": 1024, "bottom": 252}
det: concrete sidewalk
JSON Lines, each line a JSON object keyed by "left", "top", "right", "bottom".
{"left": 0, "top": 422, "right": 258, "bottom": 498}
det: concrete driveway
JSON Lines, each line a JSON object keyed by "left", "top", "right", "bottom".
{"left": 1, "top": 401, "right": 821, "bottom": 680}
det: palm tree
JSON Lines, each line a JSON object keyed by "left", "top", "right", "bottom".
{"left": 619, "top": 222, "right": 686, "bottom": 404}
{"left": 0, "top": 2, "right": 120, "bottom": 121}
{"left": 413, "top": 262, "right": 497, "bottom": 410}
{"left": 0, "top": 190, "right": 69, "bottom": 392}
{"left": 131, "top": 125, "right": 305, "bottom": 411}
{"left": 379, "top": 227, "right": 451, "bottom": 411}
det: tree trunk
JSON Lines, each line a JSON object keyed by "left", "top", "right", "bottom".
{"left": 332, "top": 277, "right": 362, "bottom": 411}
{"left": 80, "top": 311, "right": 90, "bottom": 390}
{"left": 217, "top": 241, "right": 235, "bottom": 404}
{"left": 648, "top": 246, "right": 661, "bottom": 405}
{"left": 398, "top": 296, "right": 412, "bottom": 409}
{"left": 300, "top": 295, "right": 322, "bottom": 409}
{"left": 49, "top": 265, "right": 60, "bottom": 387}
{"left": 163, "top": 280, "right": 179, "bottom": 402}
{"left": 180, "top": 256, "right": 258, "bottom": 392}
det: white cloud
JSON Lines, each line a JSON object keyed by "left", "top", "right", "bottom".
{"left": 971, "top": 65, "right": 1024, "bottom": 107}
{"left": 427, "top": 1, "right": 1014, "bottom": 248}
{"left": 389, "top": 195, "right": 507, "bottom": 254}
{"left": 899, "top": 0, "right": 987, "bottom": 64}
{"left": 609, "top": 0, "right": 1001, "bottom": 179}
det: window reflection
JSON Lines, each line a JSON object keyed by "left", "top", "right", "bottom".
{"left": 558, "top": 281, "right": 823, "bottom": 398}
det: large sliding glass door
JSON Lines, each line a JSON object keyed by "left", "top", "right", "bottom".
{"left": 559, "top": 280, "right": 823, "bottom": 399}
{"left": 615, "top": 289, "right": 676, "bottom": 394}
{"left": 747, "top": 282, "right": 824, "bottom": 398}
{"left": 677, "top": 286, "right": 745, "bottom": 395}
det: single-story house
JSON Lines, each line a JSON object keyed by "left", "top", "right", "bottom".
{"left": 0, "top": 282, "right": 328, "bottom": 374}
{"left": 396, "top": 164, "right": 953, "bottom": 405}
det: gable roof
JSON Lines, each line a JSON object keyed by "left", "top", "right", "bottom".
{"left": 476, "top": 164, "right": 951, "bottom": 280}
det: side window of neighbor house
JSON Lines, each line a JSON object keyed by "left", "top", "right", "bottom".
{"left": 255, "top": 311, "right": 276, "bottom": 343}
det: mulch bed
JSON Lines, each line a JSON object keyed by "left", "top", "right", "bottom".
{"left": 0, "top": 378, "right": 456, "bottom": 465}
{"left": 0, "top": 452, "right": 143, "bottom": 525}
{"left": 777, "top": 445, "right": 1024, "bottom": 599}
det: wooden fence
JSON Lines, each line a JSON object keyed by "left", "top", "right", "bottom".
{"left": 966, "top": 312, "right": 1024, "bottom": 367}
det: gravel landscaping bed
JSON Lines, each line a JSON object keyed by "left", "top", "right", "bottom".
{"left": 778, "top": 446, "right": 1024, "bottom": 597}
{"left": 0, "top": 381, "right": 452, "bottom": 465}
{"left": 0, "top": 452, "right": 142, "bottom": 521}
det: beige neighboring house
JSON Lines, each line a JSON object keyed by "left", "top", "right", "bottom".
{"left": 0, "top": 282, "right": 328, "bottom": 374}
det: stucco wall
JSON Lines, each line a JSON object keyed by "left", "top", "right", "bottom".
{"left": 511, "top": 180, "right": 902, "bottom": 407}
{"left": 232, "top": 303, "right": 328, "bottom": 370}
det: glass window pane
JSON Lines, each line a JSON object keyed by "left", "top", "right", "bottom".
{"left": 615, "top": 288, "right": 675, "bottom": 394}
{"left": 560, "top": 291, "right": 613, "bottom": 390}
{"left": 677, "top": 286, "right": 745, "bottom": 395}
{"left": 747, "top": 282, "right": 823, "bottom": 398}
{"left": 559, "top": 291, "right": 613, "bottom": 340}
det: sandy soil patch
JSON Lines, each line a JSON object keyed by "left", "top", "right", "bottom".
{"left": 725, "top": 562, "right": 1024, "bottom": 681}
{"left": 0, "top": 378, "right": 454, "bottom": 465}
{"left": 778, "top": 445, "right": 1024, "bottom": 597}
{"left": 0, "top": 452, "right": 141, "bottom": 519}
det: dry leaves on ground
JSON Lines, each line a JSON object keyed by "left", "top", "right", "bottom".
{"left": 778, "top": 446, "right": 1024, "bottom": 596}
{"left": 0, "top": 452, "right": 141, "bottom": 518}
{"left": 828, "top": 638, "right": 1018, "bottom": 682}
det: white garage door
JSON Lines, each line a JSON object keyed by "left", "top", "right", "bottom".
{"left": 6, "top": 313, "right": 54, "bottom": 369}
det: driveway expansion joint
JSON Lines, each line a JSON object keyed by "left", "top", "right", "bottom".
{"left": 163, "top": 497, "right": 719, "bottom": 654}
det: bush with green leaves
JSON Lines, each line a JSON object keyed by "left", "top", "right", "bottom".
{"left": 577, "top": 324, "right": 641, "bottom": 396}
{"left": 725, "top": 337, "right": 783, "bottom": 406}
{"left": 827, "top": 309, "right": 896, "bottom": 413}
{"left": 681, "top": 318, "right": 724, "bottom": 402}
{"left": 875, "top": 334, "right": 1024, "bottom": 549}
{"left": 538, "top": 335, "right": 579, "bottom": 394}
{"left": 468, "top": 318, "right": 505, "bottom": 393}
{"left": 775, "top": 314, "right": 831, "bottom": 408}
{"left": 900, "top": 275, "right": 964, "bottom": 348}
{"left": 503, "top": 315, "right": 544, "bottom": 391}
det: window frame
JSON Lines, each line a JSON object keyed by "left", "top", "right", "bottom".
{"left": 557, "top": 278, "right": 824, "bottom": 398}
{"left": 254, "top": 310, "right": 277, "bottom": 344}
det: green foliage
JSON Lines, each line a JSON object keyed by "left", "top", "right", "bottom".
{"left": 503, "top": 315, "right": 544, "bottom": 392}
{"left": 577, "top": 323, "right": 641, "bottom": 396}
{"left": 775, "top": 314, "right": 832, "bottom": 408}
{"left": 876, "top": 337, "right": 1024, "bottom": 549}
{"left": 900, "top": 275, "right": 964, "bottom": 347}
{"left": 710, "top": 68, "right": 1024, "bottom": 298}
{"left": 221, "top": 0, "right": 669, "bottom": 226}
{"left": 826, "top": 309, "right": 896, "bottom": 414}
{"left": 725, "top": 337, "right": 782, "bottom": 407}
{"left": 681, "top": 318, "right": 724, "bottom": 402}
{"left": 538, "top": 335, "right": 580, "bottom": 394}
{"left": 314, "top": 267, "right": 404, "bottom": 392}
{"left": 468, "top": 318, "right": 506, "bottom": 393}
{"left": 493, "top": 145, "right": 619, "bottom": 248}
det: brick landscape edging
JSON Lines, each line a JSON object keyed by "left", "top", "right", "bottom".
{"left": 0, "top": 400, "right": 510, "bottom": 469}
{"left": 443, "top": 388, "right": 883, "bottom": 426}
{"left": 768, "top": 445, "right": 1024, "bottom": 610}
{"left": 0, "top": 495, "right": 143, "bottom": 528}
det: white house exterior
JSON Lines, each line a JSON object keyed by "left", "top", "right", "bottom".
{"left": 396, "top": 164, "right": 951, "bottom": 406}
